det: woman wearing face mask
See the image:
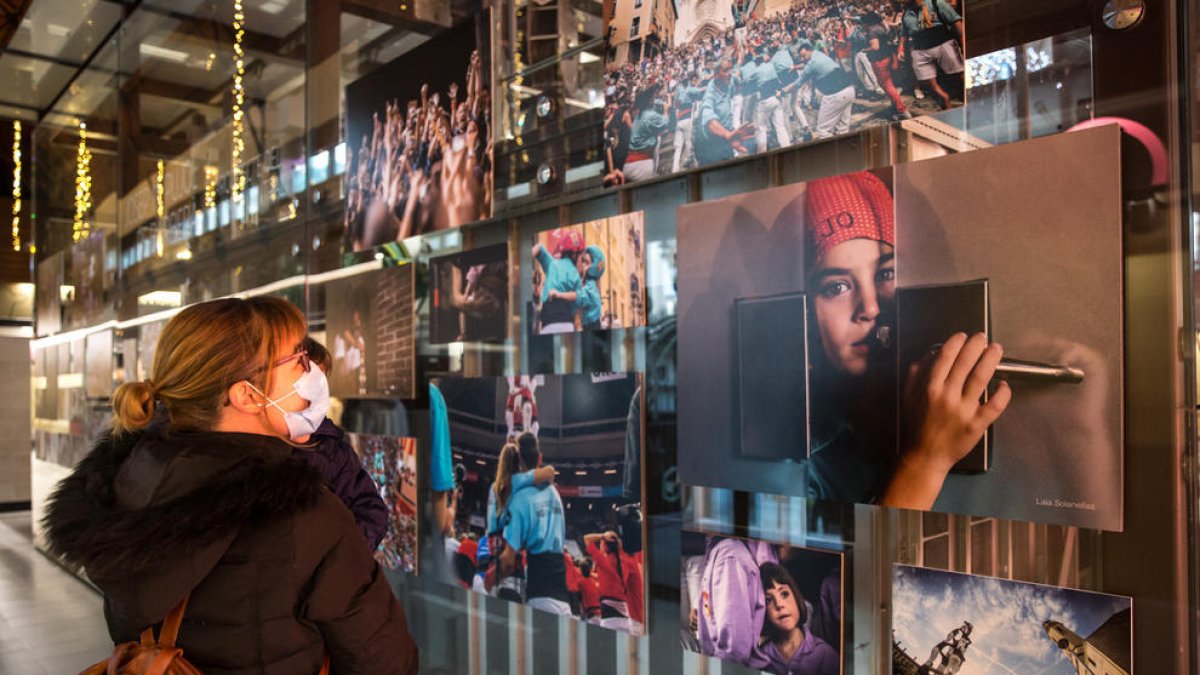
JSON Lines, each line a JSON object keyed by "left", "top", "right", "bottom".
{"left": 42, "top": 297, "right": 418, "bottom": 675}
{"left": 758, "top": 563, "right": 838, "bottom": 675}
{"left": 804, "top": 172, "right": 1011, "bottom": 510}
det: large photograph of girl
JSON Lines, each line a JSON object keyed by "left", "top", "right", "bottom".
{"left": 347, "top": 434, "right": 419, "bottom": 574}
{"left": 677, "top": 168, "right": 902, "bottom": 501}
{"left": 431, "top": 373, "right": 646, "bottom": 634}
{"left": 342, "top": 14, "right": 492, "bottom": 252}
{"left": 681, "top": 530, "right": 843, "bottom": 675}
{"left": 676, "top": 127, "right": 1124, "bottom": 531}
{"left": 602, "top": 0, "right": 964, "bottom": 186}
{"left": 324, "top": 264, "right": 417, "bottom": 399}
{"left": 530, "top": 212, "right": 647, "bottom": 335}
{"left": 428, "top": 243, "right": 509, "bottom": 344}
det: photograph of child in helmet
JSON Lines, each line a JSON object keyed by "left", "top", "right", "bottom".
{"left": 429, "top": 243, "right": 509, "bottom": 344}
{"left": 433, "top": 373, "right": 646, "bottom": 634}
{"left": 530, "top": 213, "right": 647, "bottom": 335}
{"left": 681, "top": 530, "right": 843, "bottom": 675}
{"left": 324, "top": 263, "right": 417, "bottom": 400}
{"left": 347, "top": 434, "right": 420, "bottom": 574}
{"left": 677, "top": 126, "right": 1123, "bottom": 531}
{"left": 602, "top": 0, "right": 964, "bottom": 186}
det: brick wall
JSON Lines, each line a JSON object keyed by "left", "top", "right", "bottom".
{"left": 372, "top": 264, "right": 416, "bottom": 399}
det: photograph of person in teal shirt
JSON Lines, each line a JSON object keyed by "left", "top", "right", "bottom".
{"left": 532, "top": 214, "right": 646, "bottom": 334}
{"left": 433, "top": 373, "right": 646, "bottom": 634}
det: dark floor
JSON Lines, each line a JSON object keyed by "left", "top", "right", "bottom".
{"left": 0, "top": 511, "right": 111, "bottom": 674}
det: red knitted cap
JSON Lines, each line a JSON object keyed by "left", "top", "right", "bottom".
{"left": 805, "top": 171, "right": 895, "bottom": 262}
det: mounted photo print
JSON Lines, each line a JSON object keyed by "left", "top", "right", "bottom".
{"left": 84, "top": 329, "right": 114, "bottom": 400}
{"left": 676, "top": 126, "right": 1124, "bottom": 531}
{"left": 324, "top": 264, "right": 417, "bottom": 400}
{"left": 677, "top": 167, "right": 895, "bottom": 500}
{"left": 602, "top": 0, "right": 964, "bottom": 185}
{"left": 530, "top": 212, "right": 646, "bottom": 335}
{"left": 342, "top": 14, "right": 492, "bottom": 253}
{"left": 348, "top": 433, "right": 420, "bottom": 575}
{"left": 892, "top": 565, "right": 1132, "bottom": 675}
{"left": 681, "top": 530, "right": 843, "bottom": 675}
{"left": 428, "top": 243, "right": 509, "bottom": 344}
{"left": 432, "top": 373, "right": 646, "bottom": 634}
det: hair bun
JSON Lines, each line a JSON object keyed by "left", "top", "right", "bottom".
{"left": 111, "top": 380, "right": 156, "bottom": 435}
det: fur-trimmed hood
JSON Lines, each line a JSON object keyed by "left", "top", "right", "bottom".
{"left": 42, "top": 427, "right": 325, "bottom": 620}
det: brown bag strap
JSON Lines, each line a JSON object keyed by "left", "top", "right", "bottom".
{"left": 146, "top": 647, "right": 184, "bottom": 675}
{"left": 157, "top": 593, "right": 190, "bottom": 649}
{"left": 105, "top": 642, "right": 135, "bottom": 675}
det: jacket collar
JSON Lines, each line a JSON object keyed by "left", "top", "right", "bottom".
{"left": 42, "top": 427, "right": 325, "bottom": 582}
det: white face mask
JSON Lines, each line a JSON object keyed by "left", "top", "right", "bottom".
{"left": 246, "top": 367, "right": 331, "bottom": 440}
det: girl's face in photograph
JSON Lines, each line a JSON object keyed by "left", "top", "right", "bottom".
{"left": 812, "top": 239, "right": 895, "bottom": 377}
{"left": 764, "top": 580, "right": 801, "bottom": 634}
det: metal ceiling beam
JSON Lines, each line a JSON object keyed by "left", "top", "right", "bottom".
{"left": 37, "top": 0, "right": 142, "bottom": 121}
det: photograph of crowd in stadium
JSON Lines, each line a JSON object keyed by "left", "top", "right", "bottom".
{"left": 681, "top": 530, "right": 843, "bottom": 675}
{"left": 348, "top": 434, "right": 419, "bottom": 574}
{"left": 530, "top": 213, "right": 646, "bottom": 335}
{"left": 603, "top": 0, "right": 964, "bottom": 184}
{"left": 343, "top": 15, "right": 492, "bottom": 252}
{"left": 432, "top": 373, "right": 646, "bottom": 634}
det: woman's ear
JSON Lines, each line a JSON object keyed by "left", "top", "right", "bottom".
{"left": 227, "top": 381, "right": 265, "bottom": 414}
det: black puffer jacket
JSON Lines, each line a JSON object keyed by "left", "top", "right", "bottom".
{"left": 42, "top": 427, "right": 419, "bottom": 675}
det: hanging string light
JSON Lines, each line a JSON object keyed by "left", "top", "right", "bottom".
{"left": 230, "top": 0, "right": 246, "bottom": 216}
{"left": 73, "top": 122, "right": 93, "bottom": 242}
{"left": 11, "top": 121, "right": 21, "bottom": 251}
{"left": 156, "top": 159, "right": 166, "bottom": 257}
{"left": 204, "top": 165, "right": 218, "bottom": 210}
{"left": 155, "top": 159, "right": 165, "bottom": 220}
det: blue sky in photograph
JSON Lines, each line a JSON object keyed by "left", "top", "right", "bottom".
{"left": 892, "top": 565, "right": 1130, "bottom": 675}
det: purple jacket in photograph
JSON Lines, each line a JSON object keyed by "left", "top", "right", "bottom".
{"left": 697, "top": 538, "right": 778, "bottom": 670}
{"left": 298, "top": 419, "right": 389, "bottom": 550}
{"left": 761, "top": 631, "right": 840, "bottom": 675}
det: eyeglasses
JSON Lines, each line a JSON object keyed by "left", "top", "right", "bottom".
{"left": 273, "top": 349, "right": 312, "bottom": 373}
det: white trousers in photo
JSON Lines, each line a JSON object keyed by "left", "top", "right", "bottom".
{"left": 814, "top": 85, "right": 855, "bottom": 138}
{"left": 673, "top": 117, "right": 694, "bottom": 172}
{"left": 754, "top": 95, "right": 791, "bottom": 152}
{"left": 623, "top": 157, "right": 656, "bottom": 181}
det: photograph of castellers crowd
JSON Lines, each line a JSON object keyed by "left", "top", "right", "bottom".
{"left": 681, "top": 531, "right": 844, "bottom": 675}
{"left": 348, "top": 434, "right": 419, "bottom": 574}
{"left": 342, "top": 15, "right": 492, "bottom": 252}
{"left": 531, "top": 213, "right": 647, "bottom": 335}
{"left": 431, "top": 373, "right": 646, "bottom": 634}
{"left": 603, "top": 0, "right": 964, "bottom": 184}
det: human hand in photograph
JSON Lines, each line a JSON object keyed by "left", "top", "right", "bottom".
{"left": 881, "top": 332, "right": 1012, "bottom": 511}
{"left": 534, "top": 465, "right": 557, "bottom": 485}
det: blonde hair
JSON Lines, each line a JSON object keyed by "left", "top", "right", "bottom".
{"left": 492, "top": 443, "right": 521, "bottom": 515}
{"left": 111, "top": 297, "right": 307, "bottom": 435}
